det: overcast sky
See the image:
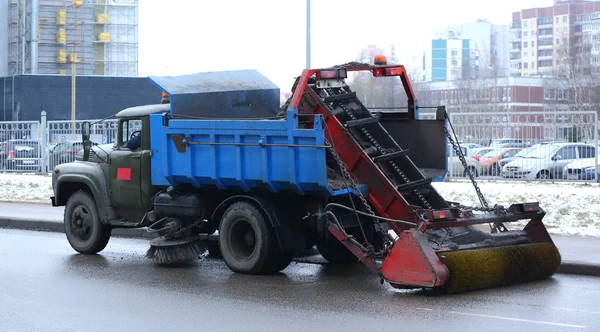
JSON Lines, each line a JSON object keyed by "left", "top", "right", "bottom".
{"left": 137, "top": 0, "right": 551, "bottom": 91}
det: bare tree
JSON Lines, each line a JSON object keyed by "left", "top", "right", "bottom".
{"left": 547, "top": 38, "right": 600, "bottom": 141}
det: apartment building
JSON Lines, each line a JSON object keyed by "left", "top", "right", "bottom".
{"left": 426, "top": 19, "right": 510, "bottom": 81}
{"left": 510, "top": 0, "right": 600, "bottom": 77}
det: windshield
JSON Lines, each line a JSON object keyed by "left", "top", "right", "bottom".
{"left": 481, "top": 149, "right": 505, "bottom": 158}
{"left": 522, "top": 145, "right": 559, "bottom": 159}
{"left": 475, "top": 149, "right": 493, "bottom": 157}
{"left": 12, "top": 141, "right": 39, "bottom": 150}
{"left": 515, "top": 147, "right": 534, "bottom": 157}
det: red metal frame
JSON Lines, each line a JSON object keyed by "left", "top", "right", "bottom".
{"left": 289, "top": 65, "right": 418, "bottom": 119}
{"left": 287, "top": 66, "right": 557, "bottom": 290}
{"left": 289, "top": 67, "right": 421, "bottom": 233}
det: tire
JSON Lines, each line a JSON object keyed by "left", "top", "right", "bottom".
{"left": 316, "top": 232, "right": 358, "bottom": 264}
{"left": 536, "top": 170, "right": 551, "bottom": 179}
{"left": 463, "top": 166, "right": 478, "bottom": 178}
{"left": 491, "top": 163, "right": 501, "bottom": 176}
{"left": 218, "top": 201, "right": 280, "bottom": 274}
{"left": 64, "top": 190, "right": 111, "bottom": 254}
{"left": 265, "top": 249, "right": 294, "bottom": 273}
{"left": 205, "top": 240, "right": 222, "bottom": 258}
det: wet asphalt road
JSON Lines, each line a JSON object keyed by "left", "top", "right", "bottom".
{"left": 1, "top": 228, "right": 599, "bottom": 332}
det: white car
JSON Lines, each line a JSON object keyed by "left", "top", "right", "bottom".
{"left": 447, "top": 145, "right": 482, "bottom": 177}
{"left": 501, "top": 143, "right": 596, "bottom": 180}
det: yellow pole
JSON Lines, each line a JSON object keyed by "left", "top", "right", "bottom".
{"left": 71, "top": 63, "right": 76, "bottom": 134}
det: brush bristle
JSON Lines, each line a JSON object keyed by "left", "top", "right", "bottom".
{"left": 145, "top": 241, "right": 205, "bottom": 264}
{"left": 438, "top": 242, "right": 561, "bottom": 294}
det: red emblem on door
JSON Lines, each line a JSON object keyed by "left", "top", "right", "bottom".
{"left": 117, "top": 167, "right": 131, "bottom": 181}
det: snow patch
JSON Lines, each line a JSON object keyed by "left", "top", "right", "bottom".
{"left": 0, "top": 173, "right": 54, "bottom": 204}
{"left": 432, "top": 180, "right": 600, "bottom": 237}
{"left": 0, "top": 173, "right": 598, "bottom": 237}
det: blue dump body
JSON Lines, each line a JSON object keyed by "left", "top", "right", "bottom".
{"left": 149, "top": 110, "right": 368, "bottom": 197}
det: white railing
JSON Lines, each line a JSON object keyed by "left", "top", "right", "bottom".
{"left": 0, "top": 110, "right": 598, "bottom": 184}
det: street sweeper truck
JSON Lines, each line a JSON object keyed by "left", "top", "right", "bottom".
{"left": 50, "top": 59, "right": 561, "bottom": 293}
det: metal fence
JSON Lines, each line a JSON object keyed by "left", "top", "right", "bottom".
{"left": 442, "top": 111, "right": 599, "bottom": 182}
{"left": 46, "top": 119, "right": 121, "bottom": 170}
{"left": 0, "top": 110, "right": 598, "bottom": 183}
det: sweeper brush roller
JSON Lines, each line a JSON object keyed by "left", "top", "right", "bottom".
{"left": 438, "top": 242, "right": 561, "bottom": 294}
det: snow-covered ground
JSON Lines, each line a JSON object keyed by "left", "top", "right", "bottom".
{"left": 0, "top": 173, "right": 598, "bottom": 237}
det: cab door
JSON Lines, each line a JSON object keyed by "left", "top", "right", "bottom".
{"left": 109, "top": 118, "right": 143, "bottom": 210}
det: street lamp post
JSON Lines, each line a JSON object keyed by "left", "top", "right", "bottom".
{"left": 306, "top": 0, "right": 311, "bottom": 69}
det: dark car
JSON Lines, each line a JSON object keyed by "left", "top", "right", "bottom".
{"left": 48, "top": 141, "right": 85, "bottom": 169}
{"left": 0, "top": 139, "right": 41, "bottom": 171}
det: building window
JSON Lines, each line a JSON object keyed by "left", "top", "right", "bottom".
{"left": 451, "top": 59, "right": 458, "bottom": 66}
{"left": 451, "top": 50, "right": 458, "bottom": 56}
{"left": 524, "top": 62, "right": 528, "bottom": 69}
{"left": 524, "top": 31, "right": 529, "bottom": 37}
{"left": 531, "top": 62, "right": 535, "bottom": 68}
{"left": 523, "top": 41, "right": 528, "bottom": 48}
{"left": 563, "top": 16, "right": 567, "bottom": 23}
{"left": 555, "top": 17, "right": 559, "bottom": 24}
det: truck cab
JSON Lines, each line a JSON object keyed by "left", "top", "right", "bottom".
{"left": 108, "top": 105, "right": 162, "bottom": 219}
{"left": 51, "top": 104, "right": 170, "bottom": 232}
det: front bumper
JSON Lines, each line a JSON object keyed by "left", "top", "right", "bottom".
{"left": 501, "top": 170, "right": 533, "bottom": 178}
{"left": 563, "top": 169, "right": 597, "bottom": 181}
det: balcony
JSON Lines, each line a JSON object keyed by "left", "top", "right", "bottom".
{"left": 537, "top": 18, "right": 553, "bottom": 28}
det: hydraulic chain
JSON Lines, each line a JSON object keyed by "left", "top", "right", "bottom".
{"left": 441, "top": 114, "right": 510, "bottom": 214}
{"left": 325, "top": 137, "right": 394, "bottom": 249}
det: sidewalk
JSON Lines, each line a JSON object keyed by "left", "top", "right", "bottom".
{"left": 0, "top": 204, "right": 598, "bottom": 277}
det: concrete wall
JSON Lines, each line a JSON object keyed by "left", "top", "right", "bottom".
{"left": 0, "top": 75, "right": 161, "bottom": 121}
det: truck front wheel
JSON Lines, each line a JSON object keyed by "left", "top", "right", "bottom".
{"left": 219, "top": 201, "right": 283, "bottom": 274}
{"left": 64, "top": 190, "right": 111, "bottom": 254}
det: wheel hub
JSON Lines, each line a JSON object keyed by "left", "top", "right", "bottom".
{"left": 229, "top": 219, "right": 256, "bottom": 261}
{"left": 71, "top": 205, "right": 92, "bottom": 240}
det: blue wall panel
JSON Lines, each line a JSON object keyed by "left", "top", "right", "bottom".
{"left": 0, "top": 75, "right": 161, "bottom": 121}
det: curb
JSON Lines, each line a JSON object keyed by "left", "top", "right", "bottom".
{"left": 558, "top": 262, "right": 600, "bottom": 277}
{"left": 2, "top": 218, "right": 600, "bottom": 277}
{"left": 0, "top": 218, "right": 158, "bottom": 239}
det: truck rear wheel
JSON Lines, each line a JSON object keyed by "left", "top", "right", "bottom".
{"left": 317, "top": 232, "right": 359, "bottom": 264}
{"left": 64, "top": 190, "right": 111, "bottom": 254}
{"left": 219, "top": 201, "right": 281, "bottom": 274}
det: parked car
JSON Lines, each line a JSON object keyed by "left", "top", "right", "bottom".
{"left": 0, "top": 139, "right": 41, "bottom": 171}
{"left": 472, "top": 147, "right": 495, "bottom": 161}
{"left": 48, "top": 141, "right": 85, "bottom": 169}
{"left": 447, "top": 144, "right": 481, "bottom": 177}
{"left": 488, "top": 138, "right": 525, "bottom": 148}
{"left": 497, "top": 145, "right": 539, "bottom": 169}
{"left": 562, "top": 154, "right": 600, "bottom": 181}
{"left": 478, "top": 147, "right": 522, "bottom": 175}
{"left": 501, "top": 142, "right": 596, "bottom": 180}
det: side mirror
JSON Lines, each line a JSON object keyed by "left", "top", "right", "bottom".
{"left": 82, "top": 121, "right": 91, "bottom": 161}
{"left": 554, "top": 154, "right": 563, "bottom": 161}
